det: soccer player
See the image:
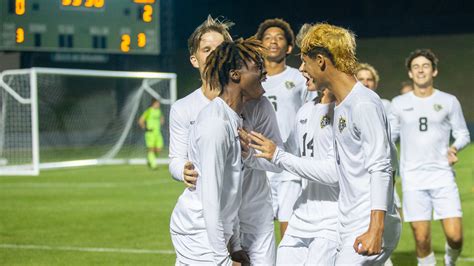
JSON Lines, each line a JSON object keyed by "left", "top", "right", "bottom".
{"left": 168, "top": 15, "right": 232, "bottom": 184}
{"left": 138, "top": 98, "right": 164, "bottom": 169}
{"left": 168, "top": 16, "right": 283, "bottom": 264}
{"left": 390, "top": 49, "right": 470, "bottom": 266}
{"left": 169, "top": 38, "right": 266, "bottom": 265}
{"left": 355, "top": 63, "right": 392, "bottom": 115}
{"left": 297, "top": 23, "right": 401, "bottom": 265}
{"left": 255, "top": 18, "right": 308, "bottom": 237}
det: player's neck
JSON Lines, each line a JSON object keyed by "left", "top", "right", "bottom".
{"left": 265, "top": 60, "right": 286, "bottom": 76}
{"left": 201, "top": 82, "right": 220, "bottom": 101}
{"left": 220, "top": 86, "right": 243, "bottom": 114}
{"left": 327, "top": 72, "right": 357, "bottom": 105}
{"left": 413, "top": 85, "right": 434, "bottom": 98}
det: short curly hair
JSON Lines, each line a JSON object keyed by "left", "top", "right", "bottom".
{"left": 255, "top": 18, "right": 295, "bottom": 48}
{"left": 187, "top": 15, "right": 234, "bottom": 56}
{"left": 405, "top": 49, "right": 439, "bottom": 71}
{"left": 355, "top": 63, "right": 380, "bottom": 87}
{"left": 301, "top": 23, "right": 358, "bottom": 75}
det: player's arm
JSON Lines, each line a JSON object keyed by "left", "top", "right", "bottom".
{"left": 168, "top": 105, "right": 194, "bottom": 182}
{"left": 248, "top": 131, "right": 338, "bottom": 186}
{"left": 198, "top": 119, "right": 233, "bottom": 265}
{"left": 353, "top": 102, "right": 392, "bottom": 256}
{"left": 160, "top": 114, "right": 165, "bottom": 126}
{"left": 138, "top": 110, "right": 147, "bottom": 130}
{"left": 388, "top": 99, "right": 401, "bottom": 143}
{"left": 449, "top": 97, "right": 471, "bottom": 152}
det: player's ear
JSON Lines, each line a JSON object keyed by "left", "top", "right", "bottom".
{"left": 432, "top": 68, "right": 438, "bottom": 78}
{"left": 229, "top": 69, "right": 241, "bottom": 83}
{"left": 286, "top": 44, "right": 293, "bottom": 55}
{"left": 190, "top": 55, "right": 199, "bottom": 69}
{"left": 318, "top": 54, "right": 326, "bottom": 71}
{"left": 408, "top": 71, "right": 413, "bottom": 79}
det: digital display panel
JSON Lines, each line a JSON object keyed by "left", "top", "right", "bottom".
{"left": 0, "top": 0, "right": 160, "bottom": 54}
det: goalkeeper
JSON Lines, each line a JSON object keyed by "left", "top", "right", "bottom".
{"left": 138, "top": 99, "right": 165, "bottom": 169}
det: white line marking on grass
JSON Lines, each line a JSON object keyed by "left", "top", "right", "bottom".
{"left": 0, "top": 180, "right": 173, "bottom": 189}
{"left": 0, "top": 244, "right": 175, "bottom": 255}
{"left": 434, "top": 254, "right": 474, "bottom": 262}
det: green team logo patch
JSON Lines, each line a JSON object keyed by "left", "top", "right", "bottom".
{"left": 285, "top": 81, "right": 295, "bottom": 89}
{"left": 433, "top": 104, "right": 443, "bottom": 112}
{"left": 338, "top": 116, "right": 347, "bottom": 133}
{"left": 320, "top": 115, "right": 331, "bottom": 128}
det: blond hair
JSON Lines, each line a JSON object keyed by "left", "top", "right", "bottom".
{"left": 187, "top": 15, "right": 234, "bottom": 55}
{"left": 295, "top": 23, "right": 313, "bottom": 48}
{"left": 301, "top": 23, "right": 358, "bottom": 74}
{"left": 355, "top": 63, "right": 380, "bottom": 87}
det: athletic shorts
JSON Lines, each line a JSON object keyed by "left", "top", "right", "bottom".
{"left": 171, "top": 231, "right": 232, "bottom": 265}
{"left": 335, "top": 245, "right": 394, "bottom": 266}
{"left": 145, "top": 131, "right": 164, "bottom": 149}
{"left": 241, "top": 231, "right": 276, "bottom": 265}
{"left": 277, "top": 234, "right": 338, "bottom": 265}
{"left": 403, "top": 183, "right": 462, "bottom": 222}
{"left": 270, "top": 179, "right": 301, "bottom": 222}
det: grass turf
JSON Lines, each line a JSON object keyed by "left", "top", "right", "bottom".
{"left": 0, "top": 144, "right": 473, "bottom": 265}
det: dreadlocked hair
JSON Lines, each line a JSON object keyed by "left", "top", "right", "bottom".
{"left": 204, "top": 37, "right": 266, "bottom": 94}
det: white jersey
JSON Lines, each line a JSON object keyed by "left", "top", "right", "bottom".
{"left": 263, "top": 66, "right": 307, "bottom": 182}
{"left": 170, "top": 97, "right": 243, "bottom": 265}
{"left": 390, "top": 89, "right": 470, "bottom": 191}
{"left": 333, "top": 82, "right": 400, "bottom": 248}
{"left": 381, "top": 98, "right": 391, "bottom": 116}
{"left": 285, "top": 99, "right": 339, "bottom": 241}
{"left": 168, "top": 88, "right": 210, "bottom": 181}
{"left": 239, "top": 96, "right": 283, "bottom": 234}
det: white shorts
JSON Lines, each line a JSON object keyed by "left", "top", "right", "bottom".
{"left": 241, "top": 231, "right": 276, "bottom": 265}
{"left": 171, "top": 232, "right": 232, "bottom": 265}
{"left": 277, "top": 234, "right": 338, "bottom": 265}
{"left": 335, "top": 245, "right": 394, "bottom": 266}
{"left": 403, "top": 184, "right": 462, "bottom": 222}
{"left": 270, "top": 179, "right": 301, "bottom": 222}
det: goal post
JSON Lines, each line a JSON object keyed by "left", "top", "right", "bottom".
{"left": 0, "top": 68, "right": 177, "bottom": 176}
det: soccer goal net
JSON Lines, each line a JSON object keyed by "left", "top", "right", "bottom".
{"left": 0, "top": 68, "right": 177, "bottom": 175}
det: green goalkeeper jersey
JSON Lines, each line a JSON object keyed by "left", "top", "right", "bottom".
{"left": 141, "top": 107, "right": 162, "bottom": 132}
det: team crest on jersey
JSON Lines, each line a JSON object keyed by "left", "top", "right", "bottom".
{"left": 320, "top": 115, "right": 331, "bottom": 128}
{"left": 299, "top": 119, "right": 307, "bottom": 124}
{"left": 285, "top": 81, "right": 295, "bottom": 90}
{"left": 433, "top": 104, "right": 443, "bottom": 112}
{"left": 338, "top": 116, "right": 347, "bottom": 133}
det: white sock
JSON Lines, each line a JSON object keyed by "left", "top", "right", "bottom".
{"left": 444, "top": 242, "right": 461, "bottom": 266}
{"left": 417, "top": 252, "right": 436, "bottom": 266}
{"left": 384, "top": 257, "right": 393, "bottom": 266}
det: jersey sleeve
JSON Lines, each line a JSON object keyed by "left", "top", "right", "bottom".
{"left": 168, "top": 105, "right": 189, "bottom": 182}
{"left": 198, "top": 119, "right": 232, "bottom": 265}
{"left": 271, "top": 146, "right": 338, "bottom": 186}
{"left": 354, "top": 102, "right": 393, "bottom": 211}
{"left": 388, "top": 98, "right": 401, "bottom": 143}
{"left": 449, "top": 97, "right": 471, "bottom": 151}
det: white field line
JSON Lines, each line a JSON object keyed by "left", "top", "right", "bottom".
{"left": 0, "top": 179, "right": 173, "bottom": 189}
{"left": 0, "top": 244, "right": 174, "bottom": 255}
{"left": 434, "top": 254, "right": 474, "bottom": 262}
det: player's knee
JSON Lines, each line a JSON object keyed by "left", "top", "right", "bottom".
{"left": 447, "top": 234, "right": 463, "bottom": 249}
{"left": 414, "top": 234, "right": 431, "bottom": 249}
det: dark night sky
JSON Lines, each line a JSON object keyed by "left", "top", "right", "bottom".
{"left": 173, "top": 0, "right": 474, "bottom": 49}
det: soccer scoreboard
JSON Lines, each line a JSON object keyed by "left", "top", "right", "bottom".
{"left": 0, "top": 0, "right": 160, "bottom": 55}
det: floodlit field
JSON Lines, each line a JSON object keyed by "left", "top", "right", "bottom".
{"left": 1, "top": 145, "right": 473, "bottom": 265}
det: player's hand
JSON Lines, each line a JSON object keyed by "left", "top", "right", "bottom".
{"left": 353, "top": 210, "right": 384, "bottom": 256}
{"left": 448, "top": 146, "right": 458, "bottom": 166}
{"left": 248, "top": 131, "right": 276, "bottom": 161}
{"left": 238, "top": 128, "right": 251, "bottom": 159}
{"left": 231, "top": 250, "right": 251, "bottom": 266}
{"left": 183, "top": 161, "right": 198, "bottom": 188}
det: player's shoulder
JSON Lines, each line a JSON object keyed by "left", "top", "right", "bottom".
{"left": 172, "top": 88, "right": 201, "bottom": 109}
{"left": 391, "top": 92, "right": 412, "bottom": 105}
{"left": 434, "top": 89, "right": 458, "bottom": 102}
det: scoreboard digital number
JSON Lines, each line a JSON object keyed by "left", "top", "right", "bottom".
{"left": 0, "top": 0, "right": 160, "bottom": 55}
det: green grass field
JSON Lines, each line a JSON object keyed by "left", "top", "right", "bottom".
{"left": 1, "top": 145, "right": 473, "bottom": 265}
